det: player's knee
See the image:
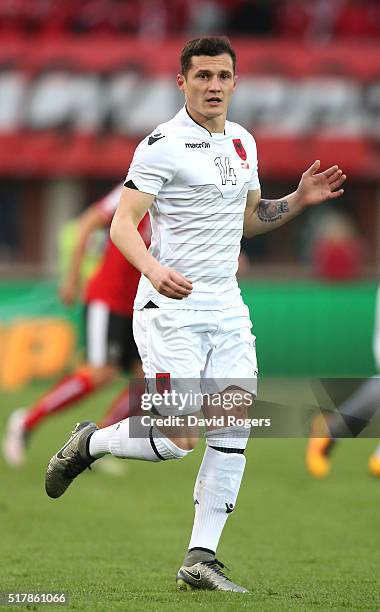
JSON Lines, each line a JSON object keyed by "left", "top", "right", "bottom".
{"left": 227, "top": 404, "right": 250, "bottom": 419}
{"left": 157, "top": 416, "right": 199, "bottom": 452}
{"left": 224, "top": 391, "right": 254, "bottom": 419}
{"left": 173, "top": 436, "right": 199, "bottom": 451}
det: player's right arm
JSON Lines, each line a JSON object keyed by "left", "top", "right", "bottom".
{"left": 111, "top": 187, "right": 192, "bottom": 300}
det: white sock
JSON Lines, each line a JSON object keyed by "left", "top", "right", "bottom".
{"left": 89, "top": 417, "right": 190, "bottom": 462}
{"left": 188, "top": 446, "right": 246, "bottom": 553}
{"left": 205, "top": 426, "right": 250, "bottom": 452}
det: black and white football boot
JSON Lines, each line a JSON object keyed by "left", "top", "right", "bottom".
{"left": 176, "top": 558, "right": 248, "bottom": 593}
{"left": 45, "top": 421, "right": 98, "bottom": 498}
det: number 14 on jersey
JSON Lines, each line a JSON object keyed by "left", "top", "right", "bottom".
{"left": 214, "top": 157, "right": 237, "bottom": 186}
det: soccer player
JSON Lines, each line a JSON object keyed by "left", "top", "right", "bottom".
{"left": 307, "top": 285, "right": 380, "bottom": 478}
{"left": 3, "top": 184, "right": 149, "bottom": 466}
{"left": 45, "top": 37, "right": 346, "bottom": 592}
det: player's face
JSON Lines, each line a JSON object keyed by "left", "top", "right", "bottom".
{"left": 177, "top": 54, "right": 236, "bottom": 131}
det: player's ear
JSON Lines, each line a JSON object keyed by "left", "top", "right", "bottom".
{"left": 177, "top": 73, "right": 186, "bottom": 92}
{"left": 233, "top": 74, "right": 238, "bottom": 90}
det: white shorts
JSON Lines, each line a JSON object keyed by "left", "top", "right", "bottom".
{"left": 133, "top": 305, "right": 258, "bottom": 416}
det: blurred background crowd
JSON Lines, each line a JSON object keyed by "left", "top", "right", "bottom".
{"left": 0, "top": 0, "right": 379, "bottom": 284}
{"left": 0, "top": 0, "right": 380, "bottom": 40}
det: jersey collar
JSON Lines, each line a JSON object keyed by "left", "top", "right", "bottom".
{"left": 179, "top": 106, "right": 226, "bottom": 137}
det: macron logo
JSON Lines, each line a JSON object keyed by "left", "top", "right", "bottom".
{"left": 185, "top": 142, "right": 210, "bottom": 149}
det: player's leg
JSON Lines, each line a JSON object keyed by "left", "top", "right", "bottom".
{"left": 177, "top": 305, "right": 257, "bottom": 592}
{"left": 306, "top": 412, "right": 335, "bottom": 478}
{"left": 45, "top": 413, "right": 193, "bottom": 498}
{"left": 2, "top": 301, "right": 119, "bottom": 466}
{"left": 368, "top": 443, "right": 380, "bottom": 476}
{"left": 368, "top": 288, "right": 380, "bottom": 476}
{"left": 45, "top": 308, "right": 201, "bottom": 498}
{"left": 177, "top": 390, "right": 251, "bottom": 593}
{"left": 306, "top": 376, "right": 380, "bottom": 478}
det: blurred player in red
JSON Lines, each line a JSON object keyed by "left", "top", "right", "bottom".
{"left": 2, "top": 184, "right": 150, "bottom": 466}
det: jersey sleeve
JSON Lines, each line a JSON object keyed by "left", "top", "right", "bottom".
{"left": 247, "top": 132, "right": 260, "bottom": 192}
{"left": 124, "top": 131, "right": 177, "bottom": 196}
{"left": 96, "top": 183, "right": 124, "bottom": 223}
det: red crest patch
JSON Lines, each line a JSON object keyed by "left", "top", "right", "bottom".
{"left": 156, "top": 372, "right": 171, "bottom": 393}
{"left": 233, "top": 138, "right": 247, "bottom": 161}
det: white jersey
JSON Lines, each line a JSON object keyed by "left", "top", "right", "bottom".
{"left": 125, "top": 106, "right": 260, "bottom": 310}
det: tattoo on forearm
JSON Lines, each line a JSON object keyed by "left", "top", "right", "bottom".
{"left": 257, "top": 199, "right": 290, "bottom": 223}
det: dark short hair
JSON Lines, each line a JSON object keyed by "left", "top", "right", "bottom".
{"left": 180, "top": 37, "right": 236, "bottom": 76}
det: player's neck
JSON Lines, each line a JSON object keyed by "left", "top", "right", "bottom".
{"left": 186, "top": 106, "right": 226, "bottom": 135}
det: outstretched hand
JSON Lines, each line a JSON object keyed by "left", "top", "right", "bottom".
{"left": 297, "top": 160, "right": 346, "bottom": 209}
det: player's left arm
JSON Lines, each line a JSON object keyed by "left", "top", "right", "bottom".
{"left": 243, "top": 160, "right": 346, "bottom": 238}
{"left": 59, "top": 204, "right": 109, "bottom": 306}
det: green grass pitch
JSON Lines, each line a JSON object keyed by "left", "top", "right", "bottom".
{"left": 0, "top": 381, "right": 379, "bottom": 611}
